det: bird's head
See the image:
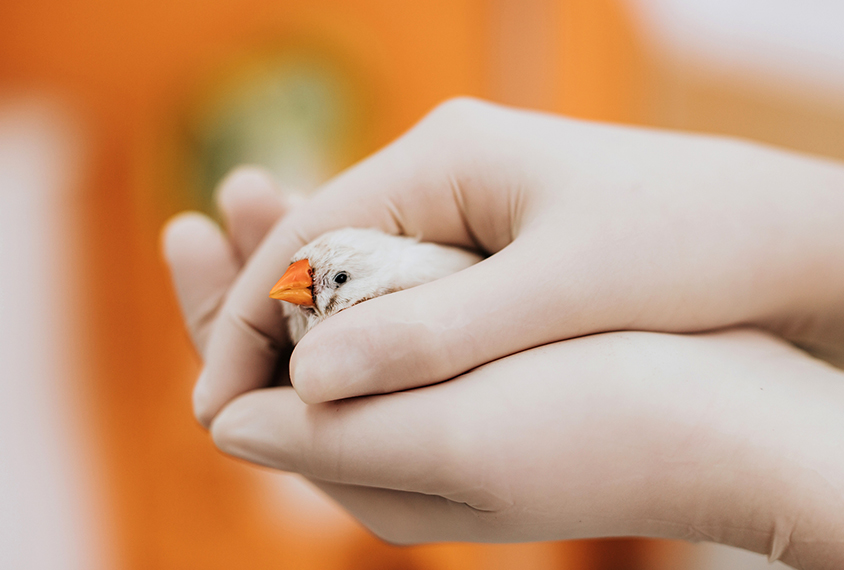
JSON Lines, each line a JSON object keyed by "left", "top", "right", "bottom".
{"left": 269, "top": 228, "right": 403, "bottom": 320}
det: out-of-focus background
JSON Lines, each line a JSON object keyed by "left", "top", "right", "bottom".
{"left": 2, "top": 0, "right": 842, "bottom": 568}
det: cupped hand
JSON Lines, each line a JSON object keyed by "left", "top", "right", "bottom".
{"left": 164, "top": 167, "right": 844, "bottom": 570}
{"left": 211, "top": 327, "right": 844, "bottom": 569}
{"left": 173, "top": 99, "right": 844, "bottom": 426}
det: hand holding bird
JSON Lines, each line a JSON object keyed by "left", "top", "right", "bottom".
{"left": 181, "top": 99, "right": 844, "bottom": 420}
{"left": 163, "top": 155, "right": 844, "bottom": 566}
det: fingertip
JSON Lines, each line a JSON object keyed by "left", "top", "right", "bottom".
{"left": 209, "top": 389, "right": 304, "bottom": 473}
{"left": 288, "top": 340, "right": 327, "bottom": 404}
{"left": 286, "top": 252, "right": 527, "bottom": 403}
{"left": 215, "top": 166, "right": 295, "bottom": 260}
{"left": 215, "top": 165, "right": 283, "bottom": 213}
{"left": 289, "top": 318, "right": 380, "bottom": 404}
{"left": 161, "top": 211, "right": 222, "bottom": 263}
{"left": 208, "top": 396, "right": 243, "bottom": 454}
{"left": 209, "top": 395, "right": 266, "bottom": 464}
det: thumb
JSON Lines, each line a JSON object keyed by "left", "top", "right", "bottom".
{"left": 289, "top": 239, "right": 583, "bottom": 403}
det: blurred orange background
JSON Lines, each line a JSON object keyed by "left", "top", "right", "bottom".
{"left": 2, "top": 0, "right": 841, "bottom": 569}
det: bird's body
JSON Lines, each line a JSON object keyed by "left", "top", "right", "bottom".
{"left": 270, "top": 228, "right": 482, "bottom": 344}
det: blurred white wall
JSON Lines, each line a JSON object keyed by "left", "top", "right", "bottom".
{"left": 0, "top": 99, "right": 107, "bottom": 570}
{"left": 629, "top": 0, "right": 844, "bottom": 106}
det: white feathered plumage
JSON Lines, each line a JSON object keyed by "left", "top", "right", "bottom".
{"left": 269, "top": 228, "right": 482, "bottom": 344}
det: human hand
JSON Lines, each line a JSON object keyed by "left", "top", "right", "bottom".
{"left": 181, "top": 99, "right": 844, "bottom": 427}
{"left": 210, "top": 326, "right": 844, "bottom": 569}
{"left": 163, "top": 165, "right": 844, "bottom": 569}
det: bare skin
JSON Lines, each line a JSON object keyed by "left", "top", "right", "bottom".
{"left": 163, "top": 100, "right": 844, "bottom": 568}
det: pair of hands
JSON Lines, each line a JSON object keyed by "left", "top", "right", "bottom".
{"left": 164, "top": 99, "right": 844, "bottom": 568}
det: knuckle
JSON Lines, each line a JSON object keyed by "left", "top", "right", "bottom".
{"left": 398, "top": 97, "right": 502, "bottom": 184}
{"left": 414, "top": 96, "right": 492, "bottom": 141}
{"left": 428, "top": 96, "right": 487, "bottom": 121}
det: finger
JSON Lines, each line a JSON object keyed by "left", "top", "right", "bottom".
{"left": 194, "top": 99, "right": 530, "bottom": 425}
{"left": 290, "top": 237, "right": 591, "bottom": 403}
{"left": 216, "top": 166, "right": 289, "bottom": 262}
{"left": 162, "top": 212, "right": 239, "bottom": 354}
{"left": 213, "top": 329, "right": 720, "bottom": 503}
{"left": 163, "top": 168, "right": 292, "bottom": 357}
{"left": 211, "top": 384, "right": 514, "bottom": 513}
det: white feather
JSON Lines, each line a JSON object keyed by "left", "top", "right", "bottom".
{"left": 279, "top": 228, "right": 482, "bottom": 344}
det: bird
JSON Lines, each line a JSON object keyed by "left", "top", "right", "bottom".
{"left": 269, "top": 227, "right": 482, "bottom": 344}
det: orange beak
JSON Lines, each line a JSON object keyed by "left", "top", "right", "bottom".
{"left": 269, "top": 259, "right": 314, "bottom": 306}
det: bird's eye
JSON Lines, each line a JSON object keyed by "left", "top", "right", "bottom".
{"left": 333, "top": 272, "right": 348, "bottom": 285}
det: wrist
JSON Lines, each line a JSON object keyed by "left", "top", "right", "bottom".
{"left": 686, "top": 338, "right": 844, "bottom": 568}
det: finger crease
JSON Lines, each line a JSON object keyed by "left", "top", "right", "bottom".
{"left": 508, "top": 182, "right": 526, "bottom": 244}
{"left": 188, "top": 291, "right": 227, "bottom": 355}
{"left": 384, "top": 195, "right": 408, "bottom": 236}
{"left": 449, "top": 172, "right": 485, "bottom": 253}
{"left": 225, "top": 309, "right": 284, "bottom": 355}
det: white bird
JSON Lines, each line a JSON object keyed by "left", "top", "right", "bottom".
{"left": 269, "top": 227, "right": 482, "bottom": 344}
